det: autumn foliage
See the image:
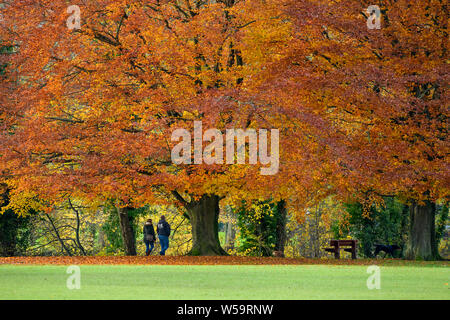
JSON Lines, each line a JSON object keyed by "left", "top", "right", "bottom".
{"left": 0, "top": 1, "right": 448, "bottom": 258}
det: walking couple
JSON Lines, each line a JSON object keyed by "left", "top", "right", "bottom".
{"left": 143, "top": 215, "right": 171, "bottom": 256}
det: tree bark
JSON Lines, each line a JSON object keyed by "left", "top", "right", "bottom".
{"left": 405, "top": 201, "right": 440, "bottom": 260}
{"left": 185, "top": 194, "right": 228, "bottom": 256}
{"left": 117, "top": 206, "right": 137, "bottom": 256}
{"left": 274, "top": 200, "right": 288, "bottom": 257}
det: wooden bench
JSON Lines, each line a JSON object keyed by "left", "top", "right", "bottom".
{"left": 324, "top": 240, "right": 357, "bottom": 259}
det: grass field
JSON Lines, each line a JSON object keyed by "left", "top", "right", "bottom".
{"left": 0, "top": 264, "right": 448, "bottom": 300}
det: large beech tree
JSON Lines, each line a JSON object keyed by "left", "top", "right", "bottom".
{"left": 0, "top": 0, "right": 331, "bottom": 255}
{"left": 273, "top": 0, "right": 448, "bottom": 260}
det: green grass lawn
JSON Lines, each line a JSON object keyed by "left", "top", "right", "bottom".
{"left": 0, "top": 264, "right": 448, "bottom": 300}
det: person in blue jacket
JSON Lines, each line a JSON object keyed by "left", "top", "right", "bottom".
{"left": 156, "top": 215, "right": 171, "bottom": 255}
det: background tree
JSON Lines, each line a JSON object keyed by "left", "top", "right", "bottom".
{"left": 0, "top": 186, "right": 32, "bottom": 256}
{"left": 332, "top": 197, "right": 408, "bottom": 258}
{"left": 285, "top": 198, "right": 336, "bottom": 259}
{"left": 235, "top": 200, "right": 286, "bottom": 257}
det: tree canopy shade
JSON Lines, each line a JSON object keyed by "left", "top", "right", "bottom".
{"left": 0, "top": 0, "right": 448, "bottom": 258}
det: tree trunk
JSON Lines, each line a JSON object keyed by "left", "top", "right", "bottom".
{"left": 0, "top": 211, "right": 19, "bottom": 257}
{"left": 117, "top": 206, "right": 137, "bottom": 256}
{"left": 186, "top": 195, "right": 228, "bottom": 256}
{"left": 45, "top": 212, "right": 72, "bottom": 256}
{"left": 274, "top": 200, "right": 288, "bottom": 257}
{"left": 405, "top": 201, "right": 440, "bottom": 260}
{"left": 97, "top": 228, "right": 106, "bottom": 249}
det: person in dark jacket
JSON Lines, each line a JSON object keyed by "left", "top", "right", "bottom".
{"left": 156, "top": 215, "right": 171, "bottom": 256}
{"left": 143, "top": 219, "right": 156, "bottom": 256}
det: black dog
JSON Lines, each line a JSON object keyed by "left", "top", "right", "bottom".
{"left": 373, "top": 244, "right": 401, "bottom": 258}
